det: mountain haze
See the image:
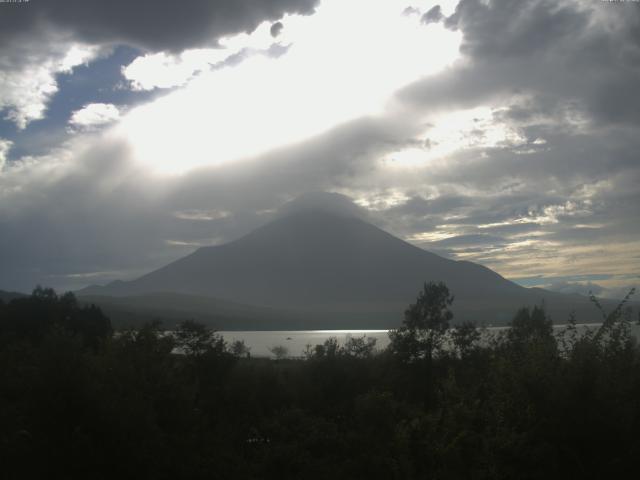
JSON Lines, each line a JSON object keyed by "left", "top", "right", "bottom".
{"left": 79, "top": 194, "right": 626, "bottom": 327}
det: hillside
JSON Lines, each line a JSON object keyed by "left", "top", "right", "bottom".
{"left": 78, "top": 195, "right": 631, "bottom": 327}
{"left": 0, "top": 290, "right": 27, "bottom": 303}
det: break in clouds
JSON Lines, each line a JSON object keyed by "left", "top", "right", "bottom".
{"left": 0, "top": 0, "right": 639, "bottom": 297}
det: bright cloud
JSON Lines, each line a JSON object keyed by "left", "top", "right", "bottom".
{"left": 122, "top": 49, "right": 231, "bottom": 91}
{"left": 382, "top": 106, "right": 533, "bottom": 168}
{"left": 115, "top": 0, "right": 462, "bottom": 173}
{"left": 69, "top": 103, "right": 121, "bottom": 130}
{"left": 0, "top": 139, "right": 12, "bottom": 171}
{"left": 0, "top": 43, "right": 100, "bottom": 129}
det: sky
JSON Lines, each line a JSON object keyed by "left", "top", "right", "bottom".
{"left": 0, "top": 0, "right": 639, "bottom": 298}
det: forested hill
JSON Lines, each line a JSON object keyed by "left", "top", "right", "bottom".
{"left": 0, "top": 289, "right": 27, "bottom": 303}
{"left": 1, "top": 285, "right": 640, "bottom": 478}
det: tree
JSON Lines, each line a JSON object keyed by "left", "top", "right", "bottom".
{"left": 389, "top": 281, "right": 454, "bottom": 362}
{"left": 230, "top": 339, "right": 251, "bottom": 358}
{"left": 174, "top": 320, "right": 225, "bottom": 357}
{"left": 306, "top": 336, "right": 378, "bottom": 359}
{"left": 0, "top": 287, "right": 111, "bottom": 349}
{"left": 506, "top": 305, "right": 553, "bottom": 346}
{"left": 342, "top": 335, "right": 377, "bottom": 358}
{"left": 591, "top": 287, "right": 636, "bottom": 345}
{"left": 451, "top": 321, "right": 480, "bottom": 358}
{"left": 269, "top": 345, "right": 289, "bottom": 360}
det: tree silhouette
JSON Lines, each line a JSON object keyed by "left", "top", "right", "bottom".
{"left": 174, "top": 319, "right": 225, "bottom": 357}
{"left": 388, "top": 281, "right": 454, "bottom": 362}
{"left": 0, "top": 286, "right": 111, "bottom": 348}
{"left": 269, "top": 344, "right": 289, "bottom": 359}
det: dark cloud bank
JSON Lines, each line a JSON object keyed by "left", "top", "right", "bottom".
{"left": 0, "top": 0, "right": 318, "bottom": 53}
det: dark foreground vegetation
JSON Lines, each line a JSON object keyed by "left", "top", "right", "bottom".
{"left": 1, "top": 284, "right": 639, "bottom": 479}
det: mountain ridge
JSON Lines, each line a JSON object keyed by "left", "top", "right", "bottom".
{"left": 0, "top": 290, "right": 28, "bottom": 303}
{"left": 80, "top": 210, "right": 522, "bottom": 302}
{"left": 78, "top": 198, "right": 632, "bottom": 327}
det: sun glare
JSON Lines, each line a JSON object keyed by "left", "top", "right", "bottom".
{"left": 115, "top": 0, "right": 461, "bottom": 174}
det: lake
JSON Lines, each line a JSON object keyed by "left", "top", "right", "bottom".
{"left": 219, "top": 330, "right": 390, "bottom": 358}
{"left": 219, "top": 323, "right": 640, "bottom": 358}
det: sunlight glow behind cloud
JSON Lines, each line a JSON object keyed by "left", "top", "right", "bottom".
{"left": 115, "top": 0, "right": 462, "bottom": 174}
{"left": 383, "top": 107, "right": 531, "bottom": 168}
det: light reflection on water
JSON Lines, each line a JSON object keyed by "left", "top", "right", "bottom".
{"left": 219, "top": 330, "right": 390, "bottom": 358}
{"left": 219, "top": 323, "right": 640, "bottom": 358}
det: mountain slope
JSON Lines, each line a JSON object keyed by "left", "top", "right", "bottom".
{"left": 79, "top": 204, "right": 627, "bottom": 326}
{"left": 80, "top": 211, "right": 522, "bottom": 303}
{"left": 0, "top": 290, "right": 27, "bottom": 303}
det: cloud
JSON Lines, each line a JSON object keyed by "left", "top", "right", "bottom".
{"left": 0, "top": 109, "right": 417, "bottom": 291}
{"left": 1, "top": 0, "right": 639, "bottom": 297}
{"left": 403, "top": 7, "right": 422, "bottom": 17}
{"left": 422, "top": 6, "right": 444, "bottom": 24}
{"left": 275, "top": 191, "right": 369, "bottom": 220}
{"left": 0, "top": 39, "right": 100, "bottom": 129}
{"left": 69, "top": 103, "right": 121, "bottom": 131}
{"left": 0, "top": 0, "right": 318, "bottom": 129}
{"left": 541, "top": 278, "right": 639, "bottom": 301}
{"left": 120, "top": 31, "right": 290, "bottom": 92}
{"left": 270, "top": 21, "right": 284, "bottom": 38}
{"left": 121, "top": 51, "right": 213, "bottom": 91}
{"left": 444, "top": 0, "right": 589, "bottom": 58}
{"left": 112, "top": 2, "right": 461, "bottom": 174}
{"left": 362, "top": 0, "right": 640, "bottom": 278}
{"left": 546, "top": 281, "right": 605, "bottom": 297}
{"left": 431, "top": 234, "right": 507, "bottom": 248}
{"left": 429, "top": 0, "right": 640, "bottom": 126}
{"left": 0, "top": 0, "right": 319, "bottom": 54}
{"left": 0, "top": 139, "right": 12, "bottom": 171}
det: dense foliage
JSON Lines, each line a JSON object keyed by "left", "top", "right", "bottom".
{"left": 1, "top": 284, "right": 639, "bottom": 479}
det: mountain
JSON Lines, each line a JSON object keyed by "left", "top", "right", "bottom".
{"left": 78, "top": 194, "right": 629, "bottom": 328}
{"left": 78, "top": 292, "right": 381, "bottom": 330}
{"left": 0, "top": 290, "right": 27, "bottom": 303}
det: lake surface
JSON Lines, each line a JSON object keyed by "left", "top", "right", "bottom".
{"left": 219, "top": 323, "right": 640, "bottom": 358}
{"left": 219, "top": 330, "right": 390, "bottom": 358}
